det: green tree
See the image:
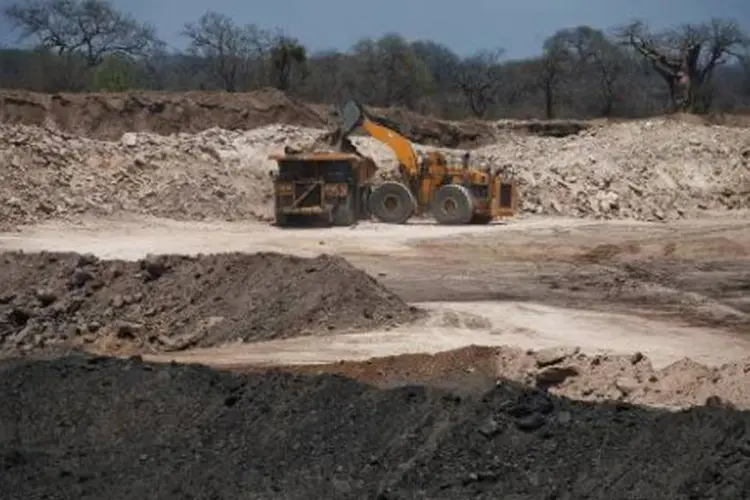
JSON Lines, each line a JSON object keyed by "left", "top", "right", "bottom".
{"left": 348, "top": 34, "right": 434, "bottom": 108}
{"left": 93, "top": 54, "right": 136, "bottom": 91}
{"left": 269, "top": 36, "right": 307, "bottom": 91}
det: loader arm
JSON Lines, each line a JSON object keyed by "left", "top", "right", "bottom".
{"left": 360, "top": 118, "right": 420, "bottom": 176}
{"left": 336, "top": 100, "right": 419, "bottom": 177}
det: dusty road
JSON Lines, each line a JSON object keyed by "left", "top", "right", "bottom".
{"left": 2, "top": 213, "right": 749, "bottom": 368}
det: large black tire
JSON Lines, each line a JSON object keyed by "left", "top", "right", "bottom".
{"left": 431, "top": 184, "right": 475, "bottom": 225}
{"left": 369, "top": 182, "right": 416, "bottom": 224}
{"left": 332, "top": 197, "right": 356, "bottom": 226}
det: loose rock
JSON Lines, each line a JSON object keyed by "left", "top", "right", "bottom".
{"left": 535, "top": 346, "right": 579, "bottom": 367}
{"left": 0, "top": 251, "right": 421, "bottom": 355}
{"left": 536, "top": 365, "right": 580, "bottom": 387}
{"left": 2, "top": 356, "right": 749, "bottom": 499}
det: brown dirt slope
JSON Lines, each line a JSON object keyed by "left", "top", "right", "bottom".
{"left": 0, "top": 88, "right": 593, "bottom": 147}
{"left": 363, "top": 105, "right": 505, "bottom": 146}
{"left": 0, "top": 251, "right": 420, "bottom": 356}
{"left": 0, "top": 88, "right": 327, "bottom": 138}
{"left": 250, "top": 345, "right": 750, "bottom": 411}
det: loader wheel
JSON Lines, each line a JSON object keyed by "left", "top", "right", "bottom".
{"left": 369, "top": 181, "right": 416, "bottom": 224}
{"left": 431, "top": 184, "right": 475, "bottom": 225}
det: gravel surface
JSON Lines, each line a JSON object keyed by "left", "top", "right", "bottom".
{"left": 1, "top": 354, "right": 749, "bottom": 499}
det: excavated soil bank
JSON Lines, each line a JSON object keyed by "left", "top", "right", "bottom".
{"left": 0, "top": 88, "right": 327, "bottom": 139}
{"left": 0, "top": 251, "right": 418, "bottom": 355}
{"left": 1, "top": 354, "right": 749, "bottom": 499}
{"left": 249, "top": 345, "right": 750, "bottom": 411}
{"left": 0, "top": 88, "right": 506, "bottom": 146}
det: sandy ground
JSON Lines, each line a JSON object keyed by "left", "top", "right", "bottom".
{"left": 2, "top": 213, "right": 750, "bottom": 370}
{"left": 153, "top": 301, "right": 750, "bottom": 370}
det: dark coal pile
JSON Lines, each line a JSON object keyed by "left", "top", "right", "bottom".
{"left": 0, "top": 251, "right": 419, "bottom": 355}
{"left": 1, "top": 355, "right": 749, "bottom": 500}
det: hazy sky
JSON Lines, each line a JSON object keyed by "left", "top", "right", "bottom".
{"left": 1, "top": 0, "right": 748, "bottom": 58}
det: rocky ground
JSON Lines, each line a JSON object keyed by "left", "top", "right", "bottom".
{"left": 1, "top": 353, "right": 749, "bottom": 499}
{"left": 0, "top": 124, "right": 288, "bottom": 230}
{"left": 0, "top": 251, "right": 419, "bottom": 356}
{"left": 1, "top": 115, "right": 749, "bottom": 230}
{"left": 261, "top": 345, "right": 750, "bottom": 411}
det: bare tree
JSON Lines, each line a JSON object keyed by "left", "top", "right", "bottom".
{"left": 297, "top": 50, "right": 350, "bottom": 103}
{"left": 617, "top": 19, "right": 748, "bottom": 112}
{"left": 2, "top": 0, "right": 160, "bottom": 66}
{"left": 348, "top": 34, "right": 433, "bottom": 108}
{"left": 491, "top": 60, "right": 535, "bottom": 116}
{"left": 533, "top": 37, "right": 571, "bottom": 119}
{"left": 411, "top": 40, "right": 461, "bottom": 91}
{"left": 551, "top": 26, "right": 629, "bottom": 115}
{"left": 182, "top": 11, "right": 270, "bottom": 92}
{"left": 454, "top": 49, "right": 504, "bottom": 117}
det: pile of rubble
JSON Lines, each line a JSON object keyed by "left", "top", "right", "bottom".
{"left": 497, "top": 345, "right": 750, "bottom": 410}
{"left": 478, "top": 119, "right": 750, "bottom": 220}
{"left": 0, "top": 250, "right": 420, "bottom": 355}
{"left": 352, "top": 119, "right": 750, "bottom": 221}
{"left": 1, "top": 118, "right": 748, "bottom": 230}
{"left": 0, "top": 124, "right": 309, "bottom": 230}
{"left": 253, "top": 344, "right": 750, "bottom": 411}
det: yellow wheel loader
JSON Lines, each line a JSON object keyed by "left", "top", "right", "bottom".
{"left": 327, "top": 100, "right": 519, "bottom": 225}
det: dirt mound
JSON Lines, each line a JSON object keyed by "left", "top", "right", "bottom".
{"left": 2, "top": 354, "right": 749, "bottom": 499}
{"left": 0, "top": 88, "right": 327, "bottom": 139}
{"left": 0, "top": 123, "right": 316, "bottom": 230}
{"left": 272, "top": 345, "right": 750, "bottom": 411}
{"left": 2, "top": 115, "right": 748, "bottom": 231}
{"left": 479, "top": 119, "right": 750, "bottom": 220}
{"left": 0, "top": 251, "right": 419, "bottom": 355}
